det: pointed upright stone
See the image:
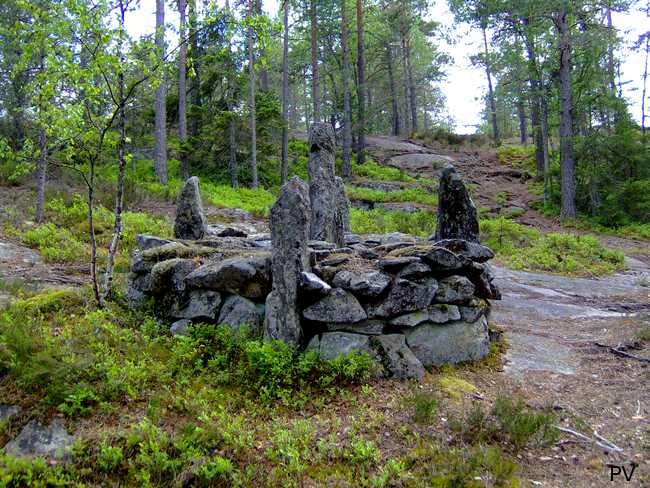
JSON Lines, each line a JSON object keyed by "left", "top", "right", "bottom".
{"left": 264, "top": 176, "right": 311, "bottom": 344}
{"left": 308, "top": 123, "right": 350, "bottom": 247}
{"left": 174, "top": 176, "right": 207, "bottom": 240}
{"left": 435, "top": 165, "right": 480, "bottom": 243}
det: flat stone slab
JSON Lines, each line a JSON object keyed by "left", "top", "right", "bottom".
{"left": 387, "top": 153, "right": 455, "bottom": 173}
{"left": 3, "top": 420, "right": 74, "bottom": 459}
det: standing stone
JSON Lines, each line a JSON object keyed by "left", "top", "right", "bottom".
{"left": 264, "top": 177, "right": 311, "bottom": 344}
{"left": 435, "top": 164, "right": 480, "bottom": 243}
{"left": 174, "top": 176, "right": 207, "bottom": 240}
{"left": 308, "top": 123, "right": 349, "bottom": 247}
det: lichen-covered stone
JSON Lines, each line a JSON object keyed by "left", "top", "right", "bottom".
{"left": 174, "top": 176, "right": 207, "bottom": 240}
{"left": 264, "top": 177, "right": 311, "bottom": 344}
{"left": 171, "top": 289, "right": 221, "bottom": 320}
{"left": 435, "top": 165, "right": 479, "bottom": 242}
{"left": 303, "top": 288, "right": 367, "bottom": 323}
{"left": 429, "top": 238, "right": 495, "bottom": 263}
{"left": 136, "top": 234, "right": 173, "bottom": 251}
{"left": 460, "top": 299, "right": 490, "bottom": 323}
{"left": 396, "top": 261, "right": 431, "bottom": 280}
{"left": 326, "top": 319, "right": 385, "bottom": 335}
{"left": 368, "top": 278, "right": 438, "bottom": 318}
{"left": 374, "top": 334, "right": 424, "bottom": 379}
{"left": 150, "top": 258, "right": 199, "bottom": 294}
{"left": 308, "top": 123, "right": 349, "bottom": 247}
{"left": 185, "top": 255, "right": 271, "bottom": 298}
{"left": 465, "top": 263, "right": 502, "bottom": 300}
{"left": 405, "top": 316, "right": 490, "bottom": 366}
{"left": 389, "top": 310, "right": 430, "bottom": 328}
{"left": 141, "top": 242, "right": 218, "bottom": 262}
{"left": 377, "top": 256, "right": 421, "bottom": 272}
{"left": 170, "top": 319, "right": 191, "bottom": 336}
{"left": 218, "top": 295, "right": 264, "bottom": 335}
{"left": 428, "top": 304, "right": 461, "bottom": 323}
{"left": 332, "top": 269, "right": 391, "bottom": 298}
{"left": 434, "top": 276, "right": 475, "bottom": 304}
{"left": 307, "top": 332, "right": 378, "bottom": 361}
{"left": 4, "top": 420, "right": 74, "bottom": 460}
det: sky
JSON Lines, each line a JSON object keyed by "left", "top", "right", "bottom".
{"left": 127, "top": 0, "right": 648, "bottom": 133}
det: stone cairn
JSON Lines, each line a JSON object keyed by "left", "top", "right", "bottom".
{"left": 126, "top": 139, "right": 500, "bottom": 379}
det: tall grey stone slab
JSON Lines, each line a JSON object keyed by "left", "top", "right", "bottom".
{"left": 174, "top": 176, "right": 207, "bottom": 240}
{"left": 264, "top": 177, "right": 311, "bottom": 344}
{"left": 308, "top": 123, "right": 349, "bottom": 247}
{"left": 435, "top": 165, "right": 480, "bottom": 243}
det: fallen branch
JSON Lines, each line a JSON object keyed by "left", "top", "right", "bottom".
{"left": 556, "top": 426, "right": 624, "bottom": 454}
{"left": 594, "top": 342, "right": 650, "bottom": 364}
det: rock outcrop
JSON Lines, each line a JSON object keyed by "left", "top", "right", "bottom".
{"left": 174, "top": 176, "right": 207, "bottom": 240}
{"left": 435, "top": 164, "right": 479, "bottom": 242}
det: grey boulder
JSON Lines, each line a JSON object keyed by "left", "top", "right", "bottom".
{"left": 405, "top": 316, "right": 490, "bottom": 366}
{"left": 218, "top": 295, "right": 264, "bottom": 335}
{"left": 174, "top": 176, "right": 207, "bottom": 240}
{"left": 375, "top": 334, "right": 424, "bottom": 379}
{"left": 150, "top": 258, "right": 199, "bottom": 294}
{"left": 368, "top": 279, "right": 438, "bottom": 318}
{"left": 3, "top": 420, "right": 74, "bottom": 460}
{"left": 434, "top": 276, "right": 475, "bottom": 304}
{"left": 185, "top": 255, "right": 271, "bottom": 298}
{"left": 303, "top": 288, "right": 367, "bottom": 323}
{"left": 171, "top": 289, "right": 221, "bottom": 320}
{"left": 307, "top": 332, "right": 378, "bottom": 361}
{"left": 332, "top": 269, "right": 391, "bottom": 298}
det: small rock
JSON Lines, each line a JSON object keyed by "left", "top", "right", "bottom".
{"left": 172, "top": 290, "right": 222, "bottom": 320}
{"left": 218, "top": 295, "right": 264, "bottom": 335}
{"left": 377, "top": 256, "right": 421, "bottom": 272}
{"left": 185, "top": 255, "right": 271, "bottom": 299}
{"left": 369, "top": 278, "right": 438, "bottom": 318}
{"left": 332, "top": 269, "right": 391, "bottom": 298}
{"left": 0, "top": 405, "right": 20, "bottom": 422}
{"left": 308, "top": 332, "right": 378, "bottom": 361}
{"left": 4, "top": 420, "right": 74, "bottom": 460}
{"left": 303, "top": 288, "right": 367, "bottom": 323}
{"left": 396, "top": 261, "right": 431, "bottom": 280}
{"left": 459, "top": 299, "right": 490, "bottom": 323}
{"left": 434, "top": 276, "right": 475, "bottom": 304}
{"left": 308, "top": 240, "right": 336, "bottom": 250}
{"left": 170, "top": 319, "right": 191, "bottom": 336}
{"left": 326, "top": 320, "right": 386, "bottom": 335}
{"left": 389, "top": 311, "right": 430, "bottom": 328}
{"left": 136, "top": 234, "right": 173, "bottom": 251}
{"left": 374, "top": 334, "right": 424, "bottom": 379}
{"left": 150, "top": 258, "right": 199, "bottom": 294}
{"left": 429, "top": 238, "right": 495, "bottom": 263}
{"left": 428, "top": 304, "right": 461, "bottom": 323}
{"left": 300, "top": 272, "right": 332, "bottom": 295}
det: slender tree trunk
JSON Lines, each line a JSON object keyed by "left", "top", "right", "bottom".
{"left": 310, "top": 0, "right": 321, "bottom": 123}
{"left": 400, "top": 32, "right": 411, "bottom": 135}
{"left": 225, "top": 0, "right": 238, "bottom": 188}
{"left": 281, "top": 0, "right": 290, "bottom": 183}
{"left": 642, "top": 35, "right": 648, "bottom": 135}
{"left": 341, "top": 0, "right": 352, "bottom": 178}
{"left": 178, "top": 0, "right": 189, "bottom": 179}
{"left": 103, "top": 0, "right": 128, "bottom": 302}
{"left": 87, "top": 163, "right": 101, "bottom": 307}
{"left": 255, "top": 0, "right": 270, "bottom": 91}
{"left": 188, "top": 0, "right": 200, "bottom": 141}
{"left": 35, "top": 48, "right": 47, "bottom": 223}
{"left": 248, "top": 0, "right": 258, "bottom": 188}
{"left": 10, "top": 79, "right": 26, "bottom": 152}
{"left": 481, "top": 23, "right": 499, "bottom": 144}
{"left": 303, "top": 67, "right": 310, "bottom": 132}
{"left": 517, "top": 99, "right": 527, "bottom": 145}
{"left": 557, "top": 3, "right": 576, "bottom": 219}
{"left": 386, "top": 43, "right": 400, "bottom": 136}
{"left": 405, "top": 38, "right": 417, "bottom": 132}
{"left": 154, "top": 0, "right": 168, "bottom": 184}
{"left": 356, "top": 0, "right": 366, "bottom": 164}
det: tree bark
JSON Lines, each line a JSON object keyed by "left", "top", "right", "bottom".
{"left": 356, "top": 0, "right": 366, "bottom": 164}
{"left": 178, "top": 0, "right": 189, "bottom": 179}
{"left": 642, "top": 35, "right": 648, "bottom": 135}
{"left": 310, "top": 0, "right": 321, "bottom": 123}
{"left": 103, "top": 0, "right": 128, "bottom": 302}
{"left": 281, "top": 0, "right": 290, "bottom": 183}
{"left": 517, "top": 99, "right": 527, "bottom": 145}
{"left": 481, "top": 23, "right": 499, "bottom": 144}
{"left": 188, "top": 0, "right": 200, "bottom": 141}
{"left": 405, "top": 37, "right": 417, "bottom": 132}
{"left": 386, "top": 42, "right": 400, "bottom": 136}
{"left": 255, "top": 0, "right": 270, "bottom": 91}
{"left": 400, "top": 32, "right": 411, "bottom": 135}
{"left": 226, "top": 0, "right": 238, "bottom": 188}
{"left": 34, "top": 48, "right": 47, "bottom": 223}
{"left": 341, "top": 0, "right": 352, "bottom": 178}
{"left": 154, "top": 0, "right": 168, "bottom": 184}
{"left": 248, "top": 0, "right": 258, "bottom": 188}
{"left": 557, "top": 3, "right": 576, "bottom": 219}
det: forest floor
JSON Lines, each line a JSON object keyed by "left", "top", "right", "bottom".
{"left": 1, "top": 136, "right": 649, "bottom": 486}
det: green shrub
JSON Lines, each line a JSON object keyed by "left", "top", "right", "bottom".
{"left": 496, "top": 145, "right": 536, "bottom": 173}
{"left": 480, "top": 217, "right": 625, "bottom": 276}
{"left": 410, "top": 391, "right": 438, "bottom": 424}
{"left": 347, "top": 186, "right": 438, "bottom": 207}
{"left": 352, "top": 159, "right": 415, "bottom": 182}
{"left": 351, "top": 209, "right": 437, "bottom": 236}
{"left": 19, "top": 223, "right": 86, "bottom": 263}
{"left": 492, "top": 396, "right": 559, "bottom": 449}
